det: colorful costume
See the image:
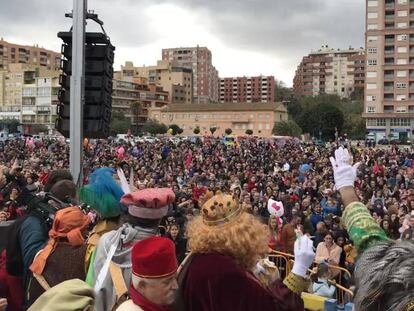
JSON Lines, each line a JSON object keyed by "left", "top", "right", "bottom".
{"left": 80, "top": 167, "right": 124, "bottom": 284}
{"left": 180, "top": 194, "right": 313, "bottom": 311}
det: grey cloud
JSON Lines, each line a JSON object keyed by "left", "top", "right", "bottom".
{"left": 0, "top": 0, "right": 155, "bottom": 47}
{"left": 0, "top": 0, "right": 365, "bottom": 83}
{"left": 159, "top": 0, "right": 365, "bottom": 81}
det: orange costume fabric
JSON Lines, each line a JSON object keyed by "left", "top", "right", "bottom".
{"left": 30, "top": 207, "right": 90, "bottom": 275}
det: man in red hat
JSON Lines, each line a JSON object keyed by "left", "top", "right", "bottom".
{"left": 93, "top": 188, "right": 176, "bottom": 311}
{"left": 117, "top": 236, "right": 178, "bottom": 311}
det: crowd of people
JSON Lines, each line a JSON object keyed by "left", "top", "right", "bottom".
{"left": 0, "top": 135, "right": 412, "bottom": 310}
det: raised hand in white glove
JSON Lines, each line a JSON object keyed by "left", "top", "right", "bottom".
{"left": 292, "top": 235, "right": 315, "bottom": 278}
{"left": 329, "top": 147, "right": 360, "bottom": 190}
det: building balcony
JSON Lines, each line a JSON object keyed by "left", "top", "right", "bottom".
{"left": 385, "top": 39, "right": 395, "bottom": 45}
{"left": 385, "top": 2, "right": 395, "bottom": 9}
{"left": 384, "top": 74, "right": 395, "bottom": 80}
{"left": 384, "top": 87, "right": 395, "bottom": 92}
{"left": 385, "top": 15, "right": 395, "bottom": 20}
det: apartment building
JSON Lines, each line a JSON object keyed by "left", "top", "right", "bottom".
{"left": 219, "top": 76, "right": 275, "bottom": 103}
{"left": 293, "top": 46, "right": 365, "bottom": 98}
{"left": 0, "top": 38, "right": 61, "bottom": 71}
{"left": 162, "top": 46, "right": 219, "bottom": 103}
{"left": 117, "top": 60, "right": 192, "bottom": 104}
{"left": 364, "top": 0, "right": 414, "bottom": 141}
{"left": 112, "top": 79, "right": 169, "bottom": 128}
{"left": 148, "top": 102, "right": 288, "bottom": 137}
{"left": 0, "top": 63, "right": 60, "bottom": 133}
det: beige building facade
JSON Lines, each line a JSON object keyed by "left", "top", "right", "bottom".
{"left": 0, "top": 63, "right": 60, "bottom": 132}
{"left": 364, "top": 0, "right": 414, "bottom": 141}
{"left": 0, "top": 38, "right": 61, "bottom": 71}
{"left": 117, "top": 60, "right": 192, "bottom": 104}
{"left": 293, "top": 46, "right": 365, "bottom": 98}
{"left": 149, "top": 102, "right": 288, "bottom": 137}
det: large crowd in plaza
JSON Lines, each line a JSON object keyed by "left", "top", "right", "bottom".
{"left": 0, "top": 135, "right": 413, "bottom": 311}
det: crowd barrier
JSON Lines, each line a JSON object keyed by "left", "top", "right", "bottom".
{"left": 269, "top": 250, "right": 354, "bottom": 305}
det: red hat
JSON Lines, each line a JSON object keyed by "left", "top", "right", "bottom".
{"left": 132, "top": 237, "right": 178, "bottom": 279}
{"left": 120, "top": 188, "right": 175, "bottom": 219}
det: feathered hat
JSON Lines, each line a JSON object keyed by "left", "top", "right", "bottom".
{"left": 79, "top": 167, "right": 124, "bottom": 218}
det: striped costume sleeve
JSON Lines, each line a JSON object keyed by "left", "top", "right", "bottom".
{"left": 342, "top": 202, "right": 389, "bottom": 254}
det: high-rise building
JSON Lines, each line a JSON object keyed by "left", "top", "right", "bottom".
{"left": 116, "top": 60, "right": 193, "bottom": 104}
{"left": 162, "top": 46, "right": 219, "bottom": 103}
{"left": 0, "top": 38, "right": 61, "bottom": 71}
{"left": 293, "top": 46, "right": 365, "bottom": 98}
{"left": 219, "top": 76, "right": 275, "bottom": 103}
{"left": 364, "top": 0, "right": 414, "bottom": 142}
{"left": 0, "top": 63, "right": 60, "bottom": 133}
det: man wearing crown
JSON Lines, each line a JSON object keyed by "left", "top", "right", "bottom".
{"left": 176, "top": 193, "right": 315, "bottom": 311}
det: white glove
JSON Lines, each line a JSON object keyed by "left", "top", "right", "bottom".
{"left": 329, "top": 147, "right": 360, "bottom": 190}
{"left": 292, "top": 235, "right": 315, "bottom": 278}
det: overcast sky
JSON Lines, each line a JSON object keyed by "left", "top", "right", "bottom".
{"left": 1, "top": 0, "right": 365, "bottom": 86}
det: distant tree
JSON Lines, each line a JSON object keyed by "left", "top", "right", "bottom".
{"left": 193, "top": 127, "right": 200, "bottom": 135}
{"left": 30, "top": 124, "right": 49, "bottom": 134}
{"left": 210, "top": 126, "right": 217, "bottom": 135}
{"left": 245, "top": 129, "right": 253, "bottom": 136}
{"left": 168, "top": 124, "right": 181, "bottom": 136}
{"left": 110, "top": 111, "right": 132, "bottom": 136}
{"left": 0, "top": 119, "right": 21, "bottom": 133}
{"left": 275, "top": 81, "right": 294, "bottom": 102}
{"left": 272, "top": 120, "right": 302, "bottom": 137}
{"left": 142, "top": 119, "right": 168, "bottom": 136}
{"left": 297, "top": 103, "right": 344, "bottom": 140}
{"left": 225, "top": 128, "right": 232, "bottom": 135}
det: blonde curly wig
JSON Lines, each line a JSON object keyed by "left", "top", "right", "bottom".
{"left": 186, "top": 212, "right": 269, "bottom": 270}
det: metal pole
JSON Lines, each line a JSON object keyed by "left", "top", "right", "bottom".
{"left": 70, "top": 0, "right": 86, "bottom": 185}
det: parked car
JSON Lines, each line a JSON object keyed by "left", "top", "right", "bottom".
{"left": 142, "top": 136, "right": 159, "bottom": 143}
{"left": 378, "top": 138, "right": 389, "bottom": 145}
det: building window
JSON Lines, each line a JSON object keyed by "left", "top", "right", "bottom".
{"left": 367, "top": 71, "right": 377, "bottom": 78}
{"left": 367, "top": 83, "right": 377, "bottom": 90}
{"left": 367, "top": 95, "right": 377, "bottom": 101}
{"left": 397, "top": 58, "right": 408, "bottom": 65}
{"left": 398, "top": 10, "right": 408, "bottom": 17}
{"left": 367, "top": 0, "right": 378, "bottom": 6}
{"left": 367, "top": 12, "right": 378, "bottom": 19}
{"left": 367, "top": 36, "right": 378, "bottom": 42}
{"left": 367, "top": 59, "right": 377, "bottom": 66}
{"left": 391, "top": 118, "right": 410, "bottom": 125}
{"left": 397, "top": 34, "right": 408, "bottom": 41}
{"left": 397, "top": 46, "right": 408, "bottom": 53}
{"left": 367, "top": 24, "right": 378, "bottom": 30}
{"left": 396, "top": 82, "right": 407, "bottom": 89}
{"left": 367, "top": 48, "right": 377, "bottom": 54}
{"left": 398, "top": 0, "right": 407, "bottom": 3}
{"left": 397, "top": 94, "right": 407, "bottom": 101}
{"left": 367, "top": 106, "right": 376, "bottom": 113}
{"left": 377, "top": 119, "right": 386, "bottom": 126}
{"left": 367, "top": 119, "right": 376, "bottom": 126}
{"left": 397, "top": 22, "right": 408, "bottom": 28}
{"left": 397, "top": 70, "right": 407, "bottom": 77}
{"left": 396, "top": 107, "right": 407, "bottom": 113}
